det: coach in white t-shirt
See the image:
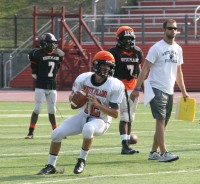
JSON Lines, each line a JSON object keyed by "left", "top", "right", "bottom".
{"left": 130, "top": 19, "right": 189, "bottom": 162}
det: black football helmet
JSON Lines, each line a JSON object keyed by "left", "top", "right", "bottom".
{"left": 116, "top": 26, "right": 135, "bottom": 51}
{"left": 93, "top": 51, "right": 115, "bottom": 77}
{"left": 39, "top": 33, "right": 58, "bottom": 52}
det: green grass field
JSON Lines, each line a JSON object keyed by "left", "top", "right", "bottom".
{"left": 0, "top": 102, "right": 200, "bottom": 184}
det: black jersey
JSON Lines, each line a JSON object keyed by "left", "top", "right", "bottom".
{"left": 108, "top": 46, "right": 143, "bottom": 80}
{"left": 28, "top": 48, "right": 64, "bottom": 90}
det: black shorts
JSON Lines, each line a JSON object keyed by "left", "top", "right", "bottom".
{"left": 150, "top": 88, "right": 173, "bottom": 121}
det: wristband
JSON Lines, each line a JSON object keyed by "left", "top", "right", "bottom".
{"left": 134, "top": 87, "right": 141, "bottom": 92}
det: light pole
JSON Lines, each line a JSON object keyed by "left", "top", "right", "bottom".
{"left": 92, "top": 0, "right": 99, "bottom": 32}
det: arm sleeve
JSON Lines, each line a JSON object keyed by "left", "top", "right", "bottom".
{"left": 110, "top": 79, "right": 124, "bottom": 104}
{"left": 57, "top": 56, "right": 64, "bottom": 71}
{"left": 109, "top": 102, "right": 119, "bottom": 109}
{"left": 28, "top": 51, "right": 38, "bottom": 74}
{"left": 145, "top": 45, "right": 158, "bottom": 64}
{"left": 72, "top": 73, "right": 87, "bottom": 92}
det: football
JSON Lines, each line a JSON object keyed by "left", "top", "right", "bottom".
{"left": 129, "top": 134, "right": 138, "bottom": 144}
{"left": 71, "top": 90, "right": 88, "bottom": 109}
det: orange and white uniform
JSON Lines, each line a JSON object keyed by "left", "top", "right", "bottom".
{"left": 51, "top": 72, "right": 124, "bottom": 142}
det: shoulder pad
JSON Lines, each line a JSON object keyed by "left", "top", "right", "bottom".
{"left": 133, "top": 45, "right": 142, "bottom": 52}
{"left": 53, "top": 49, "right": 65, "bottom": 57}
{"left": 107, "top": 47, "right": 119, "bottom": 55}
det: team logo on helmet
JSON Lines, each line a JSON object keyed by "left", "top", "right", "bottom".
{"left": 40, "top": 34, "right": 47, "bottom": 41}
{"left": 124, "top": 29, "right": 135, "bottom": 37}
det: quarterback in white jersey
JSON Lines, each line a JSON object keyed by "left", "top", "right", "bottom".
{"left": 37, "top": 50, "right": 124, "bottom": 175}
{"left": 73, "top": 71, "right": 123, "bottom": 124}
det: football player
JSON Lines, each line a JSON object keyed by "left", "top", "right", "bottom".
{"left": 25, "top": 33, "right": 65, "bottom": 139}
{"left": 37, "top": 50, "right": 124, "bottom": 175}
{"left": 108, "top": 26, "right": 143, "bottom": 154}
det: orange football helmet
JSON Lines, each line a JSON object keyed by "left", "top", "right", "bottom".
{"left": 116, "top": 26, "right": 135, "bottom": 51}
{"left": 93, "top": 50, "right": 115, "bottom": 77}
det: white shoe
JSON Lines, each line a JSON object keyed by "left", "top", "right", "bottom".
{"left": 148, "top": 152, "right": 161, "bottom": 160}
{"left": 159, "top": 152, "right": 179, "bottom": 162}
{"left": 25, "top": 134, "right": 33, "bottom": 139}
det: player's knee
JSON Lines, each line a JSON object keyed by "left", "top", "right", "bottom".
{"left": 33, "top": 105, "right": 42, "bottom": 114}
{"left": 51, "top": 128, "right": 63, "bottom": 142}
{"left": 48, "top": 106, "right": 56, "bottom": 114}
{"left": 82, "top": 124, "right": 94, "bottom": 139}
{"left": 120, "top": 112, "right": 129, "bottom": 122}
{"left": 33, "top": 108, "right": 41, "bottom": 114}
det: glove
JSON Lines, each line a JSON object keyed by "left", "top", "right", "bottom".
{"left": 32, "top": 74, "right": 37, "bottom": 79}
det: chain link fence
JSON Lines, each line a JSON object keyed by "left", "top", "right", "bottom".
{"left": 0, "top": 0, "right": 134, "bottom": 88}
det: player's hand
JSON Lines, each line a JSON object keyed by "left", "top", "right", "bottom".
{"left": 88, "top": 94, "right": 99, "bottom": 108}
{"left": 182, "top": 92, "right": 189, "bottom": 102}
{"left": 130, "top": 90, "right": 139, "bottom": 102}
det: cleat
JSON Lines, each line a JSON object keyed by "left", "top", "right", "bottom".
{"left": 159, "top": 152, "right": 179, "bottom": 162}
{"left": 121, "top": 140, "right": 139, "bottom": 155}
{"left": 25, "top": 134, "right": 33, "bottom": 139}
{"left": 73, "top": 158, "right": 85, "bottom": 174}
{"left": 121, "top": 147, "right": 139, "bottom": 155}
{"left": 148, "top": 151, "right": 161, "bottom": 160}
{"left": 37, "top": 164, "right": 57, "bottom": 175}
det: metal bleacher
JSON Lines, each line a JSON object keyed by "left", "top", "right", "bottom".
{"left": 87, "top": 0, "right": 200, "bottom": 45}
{"left": 8, "top": 0, "right": 200, "bottom": 91}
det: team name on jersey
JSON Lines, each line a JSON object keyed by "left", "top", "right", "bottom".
{"left": 43, "top": 56, "right": 59, "bottom": 60}
{"left": 162, "top": 50, "right": 178, "bottom": 63}
{"left": 121, "top": 57, "right": 139, "bottom": 63}
{"left": 165, "top": 59, "right": 177, "bottom": 63}
{"left": 84, "top": 85, "right": 107, "bottom": 98}
{"left": 162, "top": 50, "right": 178, "bottom": 56}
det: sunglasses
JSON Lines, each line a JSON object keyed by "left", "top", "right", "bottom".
{"left": 166, "top": 27, "right": 178, "bottom": 31}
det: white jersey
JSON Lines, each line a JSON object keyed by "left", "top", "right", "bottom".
{"left": 72, "top": 72, "right": 124, "bottom": 123}
{"left": 146, "top": 39, "right": 183, "bottom": 94}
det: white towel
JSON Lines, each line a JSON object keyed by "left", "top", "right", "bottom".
{"left": 144, "top": 79, "right": 155, "bottom": 106}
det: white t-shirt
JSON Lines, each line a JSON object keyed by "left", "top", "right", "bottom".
{"left": 146, "top": 39, "right": 183, "bottom": 94}
{"left": 72, "top": 72, "right": 124, "bottom": 123}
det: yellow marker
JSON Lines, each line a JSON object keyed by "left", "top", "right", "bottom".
{"left": 175, "top": 97, "right": 196, "bottom": 122}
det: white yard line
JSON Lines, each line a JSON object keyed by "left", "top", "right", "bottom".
{"left": 0, "top": 114, "right": 72, "bottom": 118}
{"left": 1, "top": 143, "right": 200, "bottom": 157}
{"left": 18, "top": 169, "right": 200, "bottom": 184}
